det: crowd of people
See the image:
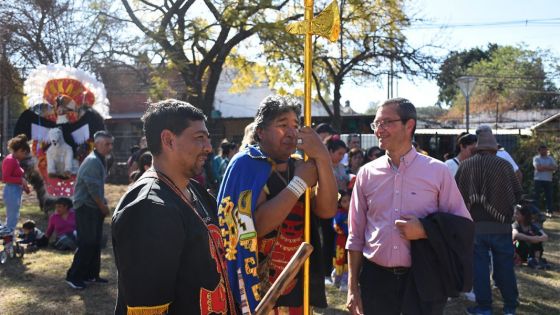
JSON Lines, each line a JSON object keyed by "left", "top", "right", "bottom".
{"left": 1, "top": 95, "right": 557, "bottom": 315}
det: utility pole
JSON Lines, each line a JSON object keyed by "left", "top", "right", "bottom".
{"left": 495, "top": 101, "right": 499, "bottom": 134}
{"left": 457, "top": 76, "right": 477, "bottom": 133}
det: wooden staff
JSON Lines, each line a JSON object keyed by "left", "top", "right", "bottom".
{"left": 255, "top": 242, "right": 314, "bottom": 315}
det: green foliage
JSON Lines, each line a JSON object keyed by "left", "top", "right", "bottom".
{"left": 260, "top": 0, "right": 436, "bottom": 129}
{"left": 436, "top": 44, "right": 497, "bottom": 105}
{"left": 121, "top": 0, "right": 296, "bottom": 116}
{"left": 439, "top": 45, "right": 560, "bottom": 111}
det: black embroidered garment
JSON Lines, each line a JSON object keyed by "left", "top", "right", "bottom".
{"left": 112, "top": 173, "right": 236, "bottom": 315}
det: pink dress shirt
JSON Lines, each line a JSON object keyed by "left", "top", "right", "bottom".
{"left": 346, "top": 147, "right": 471, "bottom": 268}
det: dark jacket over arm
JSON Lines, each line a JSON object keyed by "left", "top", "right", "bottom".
{"left": 403, "top": 212, "right": 474, "bottom": 314}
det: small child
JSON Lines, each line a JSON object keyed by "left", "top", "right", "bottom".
{"left": 332, "top": 190, "right": 350, "bottom": 290}
{"left": 512, "top": 205, "right": 549, "bottom": 269}
{"left": 18, "top": 220, "right": 48, "bottom": 250}
{"left": 46, "top": 197, "right": 77, "bottom": 250}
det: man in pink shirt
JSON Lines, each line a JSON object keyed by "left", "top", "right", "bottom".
{"left": 346, "top": 98, "right": 472, "bottom": 315}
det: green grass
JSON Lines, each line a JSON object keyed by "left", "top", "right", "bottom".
{"left": 1, "top": 184, "right": 559, "bottom": 314}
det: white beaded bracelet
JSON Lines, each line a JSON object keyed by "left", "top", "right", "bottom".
{"left": 286, "top": 176, "right": 308, "bottom": 198}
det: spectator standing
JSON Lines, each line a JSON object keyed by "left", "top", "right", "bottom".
{"left": 127, "top": 136, "right": 147, "bottom": 176}
{"left": 66, "top": 130, "right": 113, "bottom": 290}
{"left": 346, "top": 98, "right": 472, "bottom": 315}
{"left": 2, "top": 134, "right": 31, "bottom": 231}
{"left": 323, "top": 136, "right": 349, "bottom": 282}
{"left": 347, "top": 148, "right": 364, "bottom": 175}
{"left": 129, "top": 151, "right": 153, "bottom": 183}
{"left": 315, "top": 122, "right": 336, "bottom": 142}
{"left": 217, "top": 95, "right": 337, "bottom": 313}
{"left": 475, "top": 126, "right": 523, "bottom": 182}
{"left": 341, "top": 134, "right": 360, "bottom": 166}
{"left": 445, "top": 132, "right": 477, "bottom": 177}
{"left": 364, "top": 146, "right": 384, "bottom": 164}
{"left": 533, "top": 144, "right": 558, "bottom": 217}
{"left": 112, "top": 99, "right": 236, "bottom": 314}
{"left": 455, "top": 126, "right": 522, "bottom": 315}
{"left": 332, "top": 190, "right": 351, "bottom": 291}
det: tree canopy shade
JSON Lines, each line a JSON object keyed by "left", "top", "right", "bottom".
{"left": 259, "top": 0, "right": 437, "bottom": 130}
{"left": 440, "top": 45, "right": 560, "bottom": 114}
{"left": 120, "top": 0, "right": 300, "bottom": 117}
{"left": 0, "top": 0, "right": 126, "bottom": 74}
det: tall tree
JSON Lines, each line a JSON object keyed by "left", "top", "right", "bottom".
{"left": 436, "top": 44, "right": 498, "bottom": 106}
{"left": 120, "top": 0, "right": 299, "bottom": 117}
{"left": 259, "top": 0, "right": 437, "bottom": 130}
{"left": 444, "top": 45, "right": 559, "bottom": 115}
{"left": 0, "top": 0, "right": 126, "bottom": 74}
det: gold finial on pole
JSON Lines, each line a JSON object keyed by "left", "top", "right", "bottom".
{"left": 286, "top": 1, "right": 340, "bottom": 313}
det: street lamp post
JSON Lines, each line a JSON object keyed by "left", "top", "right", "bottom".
{"left": 457, "top": 76, "right": 477, "bottom": 132}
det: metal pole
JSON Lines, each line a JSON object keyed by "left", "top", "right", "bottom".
{"left": 466, "top": 95, "right": 470, "bottom": 133}
{"left": 303, "top": 1, "right": 313, "bottom": 314}
{"left": 495, "top": 101, "right": 499, "bottom": 133}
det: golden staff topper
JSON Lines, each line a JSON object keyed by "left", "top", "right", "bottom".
{"left": 286, "top": 0, "right": 340, "bottom": 42}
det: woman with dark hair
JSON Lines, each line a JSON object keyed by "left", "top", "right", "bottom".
{"left": 322, "top": 135, "right": 348, "bottom": 282}
{"left": 2, "top": 134, "right": 31, "bottom": 231}
{"left": 129, "top": 151, "right": 153, "bottom": 183}
{"left": 325, "top": 135, "right": 349, "bottom": 191}
{"left": 347, "top": 147, "right": 364, "bottom": 175}
{"left": 364, "top": 146, "right": 384, "bottom": 164}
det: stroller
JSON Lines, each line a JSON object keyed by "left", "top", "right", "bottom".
{"left": 0, "top": 225, "right": 24, "bottom": 264}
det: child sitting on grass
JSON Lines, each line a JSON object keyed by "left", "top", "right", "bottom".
{"left": 18, "top": 220, "right": 48, "bottom": 251}
{"left": 45, "top": 197, "right": 77, "bottom": 251}
{"left": 512, "top": 205, "right": 550, "bottom": 269}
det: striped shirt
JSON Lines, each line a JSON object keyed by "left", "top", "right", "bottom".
{"left": 455, "top": 153, "right": 522, "bottom": 228}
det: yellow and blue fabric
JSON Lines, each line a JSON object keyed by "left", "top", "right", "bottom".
{"left": 217, "top": 145, "right": 272, "bottom": 314}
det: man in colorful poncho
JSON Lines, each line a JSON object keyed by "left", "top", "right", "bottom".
{"left": 218, "top": 95, "right": 338, "bottom": 314}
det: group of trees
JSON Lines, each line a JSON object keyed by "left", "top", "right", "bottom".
{"left": 1, "top": 0, "right": 558, "bottom": 125}
{"left": 0, "top": 0, "right": 437, "bottom": 125}
{"left": 436, "top": 44, "right": 560, "bottom": 115}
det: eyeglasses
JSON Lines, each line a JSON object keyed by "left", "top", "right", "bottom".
{"left": 370, "top": 119, "right": 402, "bottom": 131}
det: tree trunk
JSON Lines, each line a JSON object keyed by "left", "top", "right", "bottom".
{"left": 332, "top": 81, "right": 343, "bottom": 132}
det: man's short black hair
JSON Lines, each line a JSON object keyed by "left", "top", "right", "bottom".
{"left": 253, "top": 95, "right": 301, "bottom": 143}
{"left": 456, "top": 132, "right": 477, "bottom": 153}
{"left": 55, "top": 197, "right": 73, "bottom": 209}
{"left": 94, "top": 130, "right": 113, "bottom": 142}
{"left": 381, "top": 98, "right": 417, "bottom": 136}
{"left": 142, "top": 99, "right": 206, "bottom": 156}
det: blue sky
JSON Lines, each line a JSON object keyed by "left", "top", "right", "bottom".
{"left": 344, "top": 0, "right": 560, "bottom": 113}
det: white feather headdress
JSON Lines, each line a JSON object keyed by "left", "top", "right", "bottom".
{"left": 24, "top": 64, "right": 110, "bottom": 119}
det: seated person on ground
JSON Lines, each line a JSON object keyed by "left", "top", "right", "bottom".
{"left": 46, "top": 197, "right": 77, "bottom": 250}
{"left": 18, "top": 220, "right": 49, "bottom": 250}
{"left": 512, "top": 205, "right": 549, "bottom": 269}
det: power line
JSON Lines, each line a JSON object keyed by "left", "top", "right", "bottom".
{"left": 412, "top": 18, "right": 560, "bottom": 30}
